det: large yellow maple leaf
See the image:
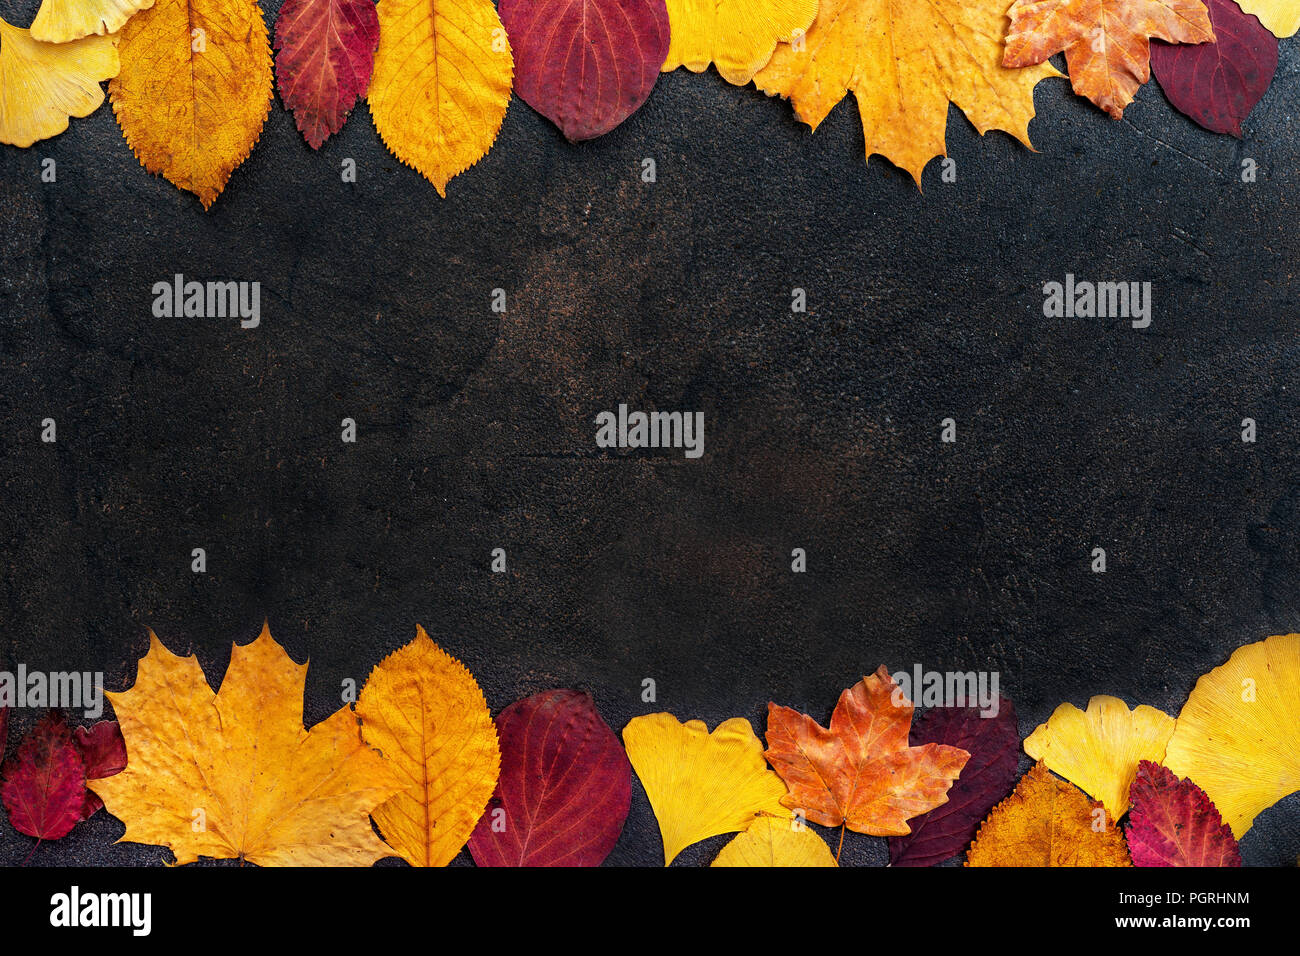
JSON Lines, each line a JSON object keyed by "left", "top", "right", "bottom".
{"left": 30, "top": 0, "right": 155, "bottom": 42}
{"left": 91, "top": 625, "right": 400, "bottom": 866}
{"left": 662, "top": 0, "right": 819, "bottom": 85}
{"left": 753, "top": 0, "right": 1062, "bottom": 185}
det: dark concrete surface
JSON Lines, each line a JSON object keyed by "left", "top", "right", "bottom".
{"left": 2, "top": 0, "right": 1299, "bottom": 866}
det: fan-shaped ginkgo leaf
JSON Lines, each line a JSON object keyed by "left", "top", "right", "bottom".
{"left": 30, "top": 0, "right": 153, "bottom": 42}
{"left": 712, "top": 815, "right": 837, "bottom": 866}
{"left": 662, "top": 0, "right": 818, "bottom": 85}
{"left": 274, "top": 0, "right": 379, "bottom": 148}
{"left": 1230, "top": 0, "right": 1299, "bottom": 36}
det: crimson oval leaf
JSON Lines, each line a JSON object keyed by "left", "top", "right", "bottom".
{"left": 500, "top": 0, "right": 671, "bottom": 141}
{"left": 274, "top": 0, "right": 381, "bottom": 149}
{"left": 74, "top": 720, "right": 127, "bottom": 819}
{"left": 1128, "top": 760, "right": 1241, "bottom": 866}
{"left": 0, "top": 711, "right": 86, "bottom": 840}
{"left": 1150, "top": 0, "right": 1277, "bottom": 137}
{"left": 467, "top": 689, "right": 631, "bottom": 866}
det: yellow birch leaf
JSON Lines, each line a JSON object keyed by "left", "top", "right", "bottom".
{"left": 1165, "top": 633, "right": 1300, "bottom": 837}
{"left": 109, "top": 0, "right": 272, "bottom": 209}
{"left": 356, "top": 626, "right": 500, "bottom": 866}
{"left": 752, "top": 0, "right": 1062, "bottom": 186}
{"left": 90, "top": 625, "right": 401, "bottom": 866}
{"left": 1023, "top": 695, "right": 1175, "bottom": 820}
{"left": 0, "top": 17, "right": 118, "bottom": 148}
{"left": 712, "top": 815, "right": 837, "bottom": 866}
{"left": 368, "top": 0, "right": 513, "bottom": 196}
{"left": 30, "top": 0, "right": 155, "bottom": 43}
{"left": 623, "top": 712, "right": 790, "bottom": 865}
{"left": 1231, "top": 0, "right": 1299, "bottom": 37}
{"left": 662, "top": 0, "right": 819, "bottom": 85}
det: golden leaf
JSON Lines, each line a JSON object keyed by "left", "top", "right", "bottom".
{"left": 662, "top": 0, "right": 819, "bottom": 85}
{"left": 368, "top": 0, "right": 513, "bottom": 196}
{"left": 109, "top": 0, "right": 272, "bottom": 209}
{"left": 1232, "top": 0, "right": 1300, "bottom": 37}
{"left": 1165, "top": 633, "right": 1300, "bottom": 837}
{"left": 1024, "top": 695, "right": 1175, "bottom": 820}
{"left": 0, "top": 16, "right": 118, "bottom": 148}
{"left": 31, "top": 0, "right": 155, "bottom": 42}
{"left": 90, "top": 625, "right": 400, "bottom": 866}
{"left": 753, "top": 0, "right": 1062, "bottom": 186}
{"left": 966, "top": 762, "right": 1132, "bottom": 866}
{"left": 712, "top": 815, "right": 837, "bottom": 866}
{"left": 356, "top": 627, "right": 500, "bottom": 866}
{"left": 623, "top": 712, "right": 789, "bottom": 865}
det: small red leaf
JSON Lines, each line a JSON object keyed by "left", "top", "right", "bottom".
{"left": 0, "top": 712, "right": 87, "bottom": 840}
{"left": 1150, "top": 0, "right": 1277, "bottom": 137}
{"left": 1127, "top": 760, "right": 1241, "bottom": 866}
{"left": 467, "top": 689, "right": 631, "bottom": 866}
{"left": 274, "top": 0, "right": 380, "bottom": 148}
{"left": 500, "top": 0, "right": 671, "bottom": 141}
{"left": 74, "top": 721, "right": 127, "bottom": 819}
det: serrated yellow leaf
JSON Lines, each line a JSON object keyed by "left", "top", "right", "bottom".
{"left": 662, "top": 0, "right": 819, "bottom": 85}
{"left": 30, "top": 0, "right": 154, "bottom": 42}
{"left": 1232, "top": 0, "right": 1299, "bottom": 37}
{"left": 90, "top": 624, "right": 401, "bottom": 866}
{"left": 356, "top": 626, "right": 500, "bottom": 866}
{"left": 1023, "top": 695, "right": 1174, "bottom": 820}
{"left": 368, "top": 0, "right": 512, "bottom": 197}
{"left": 712, "top": 815, "right": 837, "bottom": 866}
{"left": 623, "top": 712, "right": 790, "bottom": 865}
{"left": 0, "top": 16, "right": 118, "bottom": 148}
{"left": 109, "top": 0, "right": 272, "bottom": 209}
{"left": 1165, "top": 633, "right": 1300, "bottom": 837}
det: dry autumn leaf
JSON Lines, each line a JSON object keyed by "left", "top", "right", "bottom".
{"left": 765, "top": 667, "right": 970, "bottom": 837}
{"left": 1231, "top": 0, "right": 1299, "bottom": 36}
{"left": 967, "top": 762, "right": 1132, "bottom": 866}
{"left": 623, "top": 713, "right": 789, "bottom": 865}
{"left": 1023, "top": 695, "right": 1175, "bottom": 820}
{"left": 0, "top": 17, "right": 119, "bottom": 148}
{"left": 1164, "top": 632, "right": 1300, "bottom": 837}
{"left": 91, "top": 625, "right": 400, "bottom": 865}
{"left": 356, "top": 627, "right": 500, "bottom": 866}
{"left": 753, "top": 0, "right": 1061, "bottom": 185}
{"left": 30, "top": 0, "right": 154, "bottom": 42}
{"left": 1004, "top": 0, "right": 1215, "bottom": 119}
{"left": 369, "top": 0, "right": 513, "bottom": 195}
{"left": 1127, "top": 760, "right": 1241, "bottom": 866}
{"left": 110, "top": 0, "right": 273, "bottom": 208}
{"left": 712, "top": 815, "right": 837, "bottom": 866}
{"left": 661, "top": 0, "right": 818, "bottom": 85}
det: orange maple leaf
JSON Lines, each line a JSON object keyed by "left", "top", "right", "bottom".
{"left": 764, "top": 666, "right": 970, "bottom": 836}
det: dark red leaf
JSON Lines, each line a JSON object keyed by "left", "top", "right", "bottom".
{"left": 274, "top": 0, "right": 380, "bottom": 148}
{"left": 75, "top": 721, "right": 127, "bottom": 819}
{"left": 1150, "top": 0, "right": 1277, "bottom": 136}
{"left": 500, "top": 0, "right": 670, "bottom": 141}
{"left": 467, "top": 689, "right": 630, "bottom": 866}
{"left": 1127, "top": 760, "right": 1241, "bottom": 866}
{"left": 888, "top": 697, "right": 1020, "bottom": 866}
{"left": 0, "top": 712, "right": 86, "bottom": 840}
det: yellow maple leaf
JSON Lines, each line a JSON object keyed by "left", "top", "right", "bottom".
{"left": 967, "top": 762, "right": 1132, "bottom": 866}
{"left": 752, "top": 0, "right": 1062, "bottom": 185}
{"left": 109, "top": 0, "right": 272, "bottom": 209}
{"left": 662, "top": 0, "right": 819, "bottom": 86}
{"left": 356, "top": 627, "right": 500, "bottom": 866}
{"left": 712, "top": 814, "right": 837, "bottom": 866}
{"left": 1165, "top": 633, "right": 1300, "bottom": 838}
{"left": 30, "top": 0, "right": 155, "bottom": 42}
{"left": 1024, "top": 695, "right": 1175, "bottom": 820}
{"left": 1231, "top": 0, "right": 1298, "bottom": 37}
{"left": 368, "top": 0, "right": 512, "bottom": 197}
{"left": 623, "top": 712, "right": 789, "bottom": 865}
{"left": 90, "top": 625, "right": 400, "bottom": 866}
{"left": 0, "top": 16, "right": 118, "bottom": 148}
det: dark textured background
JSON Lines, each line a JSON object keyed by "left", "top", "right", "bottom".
{"left": 2, "top": 0, "right": 1299, "bottom": 867}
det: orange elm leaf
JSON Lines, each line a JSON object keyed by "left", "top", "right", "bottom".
{"left": 764, "top": 666, "right": 970, "bottom": 836}
{"left": 0, "top": 712, "right": 86, "bottom": 841}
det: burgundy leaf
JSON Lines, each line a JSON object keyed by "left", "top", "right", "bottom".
{"left": 75, "top": 721, "right": 127, "bottom": 819}
{"left": 0, "top": 712, "right": 86, "bottom": 840}
{"left": 1150, "top": 0, "right": 1277, "bottom": 136}
{"left": 1127, "top": 760, "right": 1241, "bottom": 866}
{"left": 500, "top": 0, "right": 670, "bottom": 141}
{"left": 888, "top": 698, "right": 1020, "bottom": 866}
{"left": 468, "top": 689, "right": 631, "bottom": 866}
{"left": 274, "top": 0, "right": 380, "bottom": 148}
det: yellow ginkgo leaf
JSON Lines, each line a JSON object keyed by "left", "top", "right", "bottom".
{"left": 30, "top": 0, "right": 154, "bottom": 43}
{"left": 1231, "top": 0, "right": 1299, "bottom": 37}
{"left": 661, "top": 0, "right": 819, "bottom": 86}
{"left": 357, "top": 627, "right": 500, "bottom": 866}
{"left": 1165, "top": 633, "right": 1300, "bottom": 838}
{"left": 623, "top": 713, "right": 789, "bottom": 865}
{"left": 1024, "top": 695, "right": 1175, "bottom": 820}
{"left": 368, "top": 0, "right": 513, "bottom": 196}
{"left": 0, "top": 17, "right": 118, "bottom": 148}
{"left": 712, "top": 815, "right": 837, "bottom": 866}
